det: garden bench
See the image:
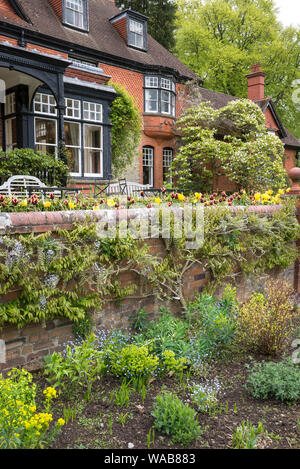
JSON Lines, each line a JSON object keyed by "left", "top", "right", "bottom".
{"left": 106, "top": 180, "right": 152, "bottom": 197}
{"left": 0, "top": 175, "right": 80, "bottom": 200}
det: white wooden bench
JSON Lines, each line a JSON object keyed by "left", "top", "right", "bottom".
{"left": 0, "top": 175, "right": 61, "bottom": 199}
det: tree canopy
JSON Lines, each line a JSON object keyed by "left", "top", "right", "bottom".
{"left": 115, "top": 0, "right": 177, "bottom": 51}
{"left": 175, "top": 0, "right": 300, "bottom": 138}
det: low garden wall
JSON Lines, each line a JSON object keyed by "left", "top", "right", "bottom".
{"left": 0, "top": 205, "right": 298, "bottom": 373}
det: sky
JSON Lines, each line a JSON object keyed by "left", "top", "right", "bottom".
{"left": 273, "top": 0, "right": 300, "bottom": 27}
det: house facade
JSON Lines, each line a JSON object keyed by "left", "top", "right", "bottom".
{"left": 0, "top": 0, "right": 299, "bottom": 190}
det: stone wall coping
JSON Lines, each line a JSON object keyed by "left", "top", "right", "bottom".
{"left": 0, "top": 205, "right": 282, "bottom": 235}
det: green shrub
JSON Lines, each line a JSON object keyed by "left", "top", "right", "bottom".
{"left": 185, "top": 288, "right": 237, "bottom": 359}
{"left": 139, "top": 309, "right": 191, "bottom": 358}
{"left": 0, "top": 148, "right": 68, "bottom": 186}
{"left": 106, "top": 344, "right": 160, "bottom": 383}
{"left": 152, "top": 392, "right": 201, "bottom": 445}
{"left": 237, "top": 279, "right": 298, "bottom": 356}
{"left": 43, "top": 334, "right": 105, "bottom": 401}
{"left": 162, "top": 350, "right": 188, "bottom": 375}
{"left": 245, "top": 359, "right": 300, "bottom": 403}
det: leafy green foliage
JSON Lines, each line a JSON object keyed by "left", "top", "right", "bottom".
{"left": 232, "top": 421, "right": 269, "bottom": 449}
{"left": 245, "top": 359, "right": 300, "bottom": 403}
{"left": 43, "top": 335, "right": 105, "bottom": 401}
{"left": 106, "top": 344, "right": 160, "bottom": 383}
{"left": 172, "top": 99, "right": 287, "bottom": 192}
{"left": 175, "top": 0, "right": 300, "bottom": 138}
{"left": 152, "top": 392, "right": 202, "bottom": 445}
{"left": 137, "top": 309, "right": 191, "bottom": 358}
{"left": 0, "top": 148, "right": 68, "bottom": 186}
{"left": 109, "top": 81, "right": 142, "bottom": 178}
{"left": 184, "top": 289, "right": 237, "bottom": 359}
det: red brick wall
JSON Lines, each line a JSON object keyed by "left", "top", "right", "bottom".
{"left": 48, "top": 0, "right": 63, "bottom": 20}
{"left": 0, "top": 205, "right": 294, "bottom": 373}
{"left": 111, "top": 16, "right": 127, "bottom": 43}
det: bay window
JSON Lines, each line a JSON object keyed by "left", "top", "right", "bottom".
{"left": 144, "top": 76, "right": 176, "bottom": 117}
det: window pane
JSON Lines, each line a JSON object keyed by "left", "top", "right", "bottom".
{"left": 84, "top": 150, "right": 102, "bottom": 174}
{"left": 35, "top": 118, "right": 57, "bottom": 145}
{"left": 84, "top": 125, "right": 102, "bottom": 149}
{"left": 67, "top": 148, "right": 81, "bottom": 174}
{"left": 34, "top": 93, "right": 57, "bottom": 116}
{"left": 143, "top": 147, "right": 153, "bottom": 186}
{"left": 5, "top": 118, "right": 17, "bottom": 151}
{"left": 145, "top": 90, "right": 158, "bottom": 112}
{"left": 65, "top": 122, "right": 80, "bottom": 146}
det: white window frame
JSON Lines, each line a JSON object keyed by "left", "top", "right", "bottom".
{"left": 83, "top": 123, "right": 103, "bottom": 178}
{"left": 34, "top": 92, "right": 57, "bottom": 116}
{"left": 128, "top": 19, "right": 144, "bottom": 49}
{"left": 144, "top": 76, "right": 176, "bottom": 117}
{"left": 65, "top": 120, "right": 82, "bottom": 177}
{"left": 163, "top": 148, "right": 173, "bottom": 183}
{"left": 65, "top": 0, "right": 85, "bottom": 29}
{"left": 65, "top": 98, "right": 81, "bottom": 120}
{"left": 34, "top": 117, "right": 58, "bottom": 156}
{"left": 83, "top": 101, "right": 103, "bottom": 123}
{"left": 143, "top": 147, "right": 154, "bottom": 187}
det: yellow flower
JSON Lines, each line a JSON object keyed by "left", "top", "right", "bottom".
{"left": 107, "top": 199, "right": 115, "bottom": 208}
{"left": 177, "top": 193, "right": 185, "bottom": 201}
{"left": 194, "top": 192, "right": 202, "bottom": 199}
{"left": 57, "top": 418, "right": 65, "bottom": 426}
{"left": 154, "top": 197, "right": 161, "bottom": 205}
{"left": 286, "top": 188, "right": 291, "bottom": 193}
{"left": 43, "top": 201, "right": 51, "bottom": 208}
{"left": 254, "top": 193, "right": 261, "bottom": 201}
{"left": 68, "top": 202, "right": 76, "bottom": 210}
{"left": 21, "top": 200, "right": 28, "bottom": 207}
{"left": 93, "top": 205, "right": 100, "bottom": 210}
{"left": 278, "top": 189, "right": 284, "bottom": 195}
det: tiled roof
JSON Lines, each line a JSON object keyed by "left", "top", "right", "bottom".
{"left": 0, "top": 0, "right": 197, "bottom": 80}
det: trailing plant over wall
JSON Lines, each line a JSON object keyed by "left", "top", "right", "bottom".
{"left": 0, "top": 200, "right": 298, "bottom": 328}
{"left": 109, "top": 81, "right": 142, "bottom": 178}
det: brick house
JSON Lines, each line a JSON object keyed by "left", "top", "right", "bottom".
{"left": 0, "top": 0, "right": 299, "bottom": 190}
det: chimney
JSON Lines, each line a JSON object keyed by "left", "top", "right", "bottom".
{"left": 246, "top": 63, "right": 266, "bottom": 101}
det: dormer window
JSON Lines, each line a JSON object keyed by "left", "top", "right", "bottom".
{"left": 63, "top": 0, "right": 89, "bottom": 31}
{"left": 128, "top": 19, "right": 144, "bottom": 49}
{"left": 110, "top": 10, "right": 148, "bottom": 52}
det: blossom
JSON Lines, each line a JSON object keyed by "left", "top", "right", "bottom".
{"left": 177, "top": 193, "right": 185, "bottom": 201}
{"left": 93, "top": 205, "right": 100, "bottom": 210}
{"left": 107, "top": 199, "right": 115, "bottom": 208}
{"left": 154, "top": 197, "right": 161, "bottom": 205}
{"left": 43, "top": 201, "right": 51, "bottom": 208}
{"left": 68, "top": 202, "right": 76, "bottom": 210}
{"left": 57, "top": 418, "right": 65, "bottom": 426}
{"left": 21, "top": 200, "right": 28, "bottom": 207}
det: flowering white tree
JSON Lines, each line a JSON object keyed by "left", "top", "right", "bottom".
{"left": 172, "top": 98, "right": 287, "bottom": 192}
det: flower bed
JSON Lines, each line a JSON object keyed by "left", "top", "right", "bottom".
{"left": 0, "top": 188, "right": 291, "bottom": 213}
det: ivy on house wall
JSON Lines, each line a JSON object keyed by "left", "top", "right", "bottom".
{"left": 0, "top": 201, "right": 299, "bottom": 329}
